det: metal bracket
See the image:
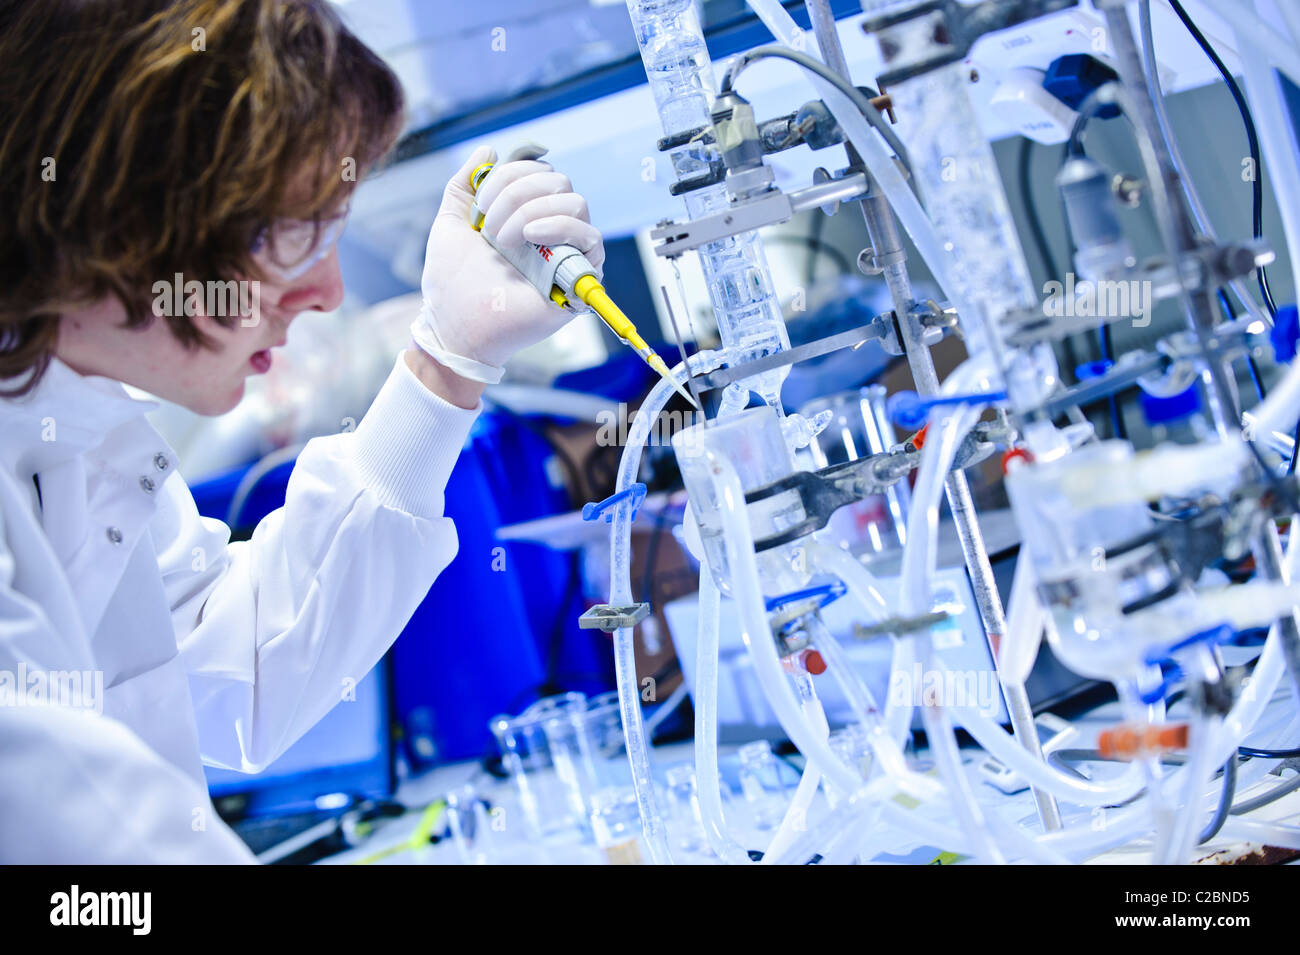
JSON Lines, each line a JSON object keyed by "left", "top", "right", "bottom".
{"left": 579, "top": 603, "right": 651, "bottom": 632}
{"left": 694, "top": 313, "right": 895, "bottom": 394}
{"left": 747, "top": 447, "right": 921, "bottom": 552}
{"left": 651, "top": 172, "right": 870, "bottom": 258}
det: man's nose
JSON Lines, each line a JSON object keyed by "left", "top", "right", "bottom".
{"left": 281, "top": 246, "right": 345, "bottom": 315}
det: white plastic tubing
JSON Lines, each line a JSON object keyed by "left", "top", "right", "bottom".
{"left": 692, "top": 564, "right": 755, "bottom": 864}
{"left": 1219, "top": 0, "right": 1300, "bottom": 91}
{"left": 607, "top": 348, "right": 725, "bottom": 865}
{"left": 711, "top": 448, "right": 974, "bottom": 861}
{"left": 709, "top": 451, "right": 868, "bottom": 799}
{"left": 761, "top": 675, "right": 829, "bottom": 864}
{"left": 692, "top": 387, "right": 756, "bottom": 865}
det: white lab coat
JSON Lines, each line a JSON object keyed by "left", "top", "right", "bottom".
{"left": 0, "top": 353, "right": 478, "bottom": 862}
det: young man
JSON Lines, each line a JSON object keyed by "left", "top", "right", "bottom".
{"left": 0, "top": 0, "right": 605, "bottom": 862}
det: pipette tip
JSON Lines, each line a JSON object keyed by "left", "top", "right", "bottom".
{"left": 672, "top": 379, "right": 701, "bottom": 410}
{"left": 645, "top": 353, "right": 699, "bottom": 410}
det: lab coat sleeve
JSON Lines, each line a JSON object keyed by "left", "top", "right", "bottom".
{"left": 160, "top": 353, "right": 480, "bottom": 772}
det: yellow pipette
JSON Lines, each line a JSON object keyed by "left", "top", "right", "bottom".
{"left": 468, "top": 146, "right": 699, "bottom": 409}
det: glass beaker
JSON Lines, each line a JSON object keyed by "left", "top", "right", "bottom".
{"left": 588, "top": 787, "right": 645, "bottom": 865}
{"left": 444, "top": 783, "right": 494, "bottom": 865}
{"left": 541, "top": 690, "right": 631, "bottom": 839}
{"left": 489, "top": 691, "right": 587, "bottom": 839}
{"left": 736, "top": 739, "right": 789, "bottom": 831}
{"left": 664, "top": 763, "right": 708, "bottom": 853}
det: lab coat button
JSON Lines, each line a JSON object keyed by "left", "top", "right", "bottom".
{"left": 153, "top": 453, "right": 170, "bottom": 471}
{"left": 139, "top": 476, "right": 156, "bottom": 494}
{"left": 106, "top": 526, "right": 123, "bottom": 545}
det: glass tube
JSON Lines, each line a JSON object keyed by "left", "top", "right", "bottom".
{"left": 625, "top": 0, "right": 791, "bottom": 406}
{"left": 672, "top": 405, "right": 806, "bottom": 597}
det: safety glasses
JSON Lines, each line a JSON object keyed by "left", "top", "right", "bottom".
{"left": 250, "top": 206, "right": 350, "bottom": 280}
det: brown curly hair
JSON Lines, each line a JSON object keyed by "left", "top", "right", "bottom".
{"left": 0, "top": 0, "right": 404, "bottom": 394}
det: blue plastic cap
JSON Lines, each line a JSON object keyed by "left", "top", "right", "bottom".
{"left": 1043, "top": 54, "right": 1121, "bottom": 118}
{"left": 1075, "top": 359, "right": 1114, "bottom": 381}
{"left": 886, "top": 390, "right": 926, "bottom": 430}
{"left": 1270, "top": 304, "right": 1299, "bottom": 364}
{"left": 1139, "top": 384, "right": 1201, "bottom": 425}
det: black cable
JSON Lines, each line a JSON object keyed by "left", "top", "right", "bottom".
{"left": 1221, "top": 288, "right": 1269, "bottom": 401}
{"left": 1239, "top": 744, "right": 1300, "bottom": 759}
{"left": 763, "top": 232, "right": 854, "bottom": 278}
{"left": 541, "top": 551, "right": 584, "bottom": 697}
{"left": 1167, "top": 0, "right": 1278, "bottom": 322}
{"left": 1018, "top": 137, "right": 1061, "bottom": 282}
{"left": 1098, "top": 320, "right": 1127, "bottom": 440}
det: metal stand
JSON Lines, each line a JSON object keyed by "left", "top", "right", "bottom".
{"left": 808, "top": 0, "right": 1063, "bottom": 832}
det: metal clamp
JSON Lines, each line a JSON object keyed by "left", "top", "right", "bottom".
{"left": 579, "top": 603, "right": 651, "bottom": 632}
{"left": 747, "top": 447, "right": 921, "bottom": 552}
{"left": 651, "top": 172, "right": 870, "bottom": 258}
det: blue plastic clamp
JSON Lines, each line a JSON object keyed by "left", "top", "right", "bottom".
{"left": 582, "top": 483, "right": 647, "bottom": 524}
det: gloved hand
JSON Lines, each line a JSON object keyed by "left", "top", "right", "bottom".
{"left": 411, "top": 145, "right": 605, "bottom": 384}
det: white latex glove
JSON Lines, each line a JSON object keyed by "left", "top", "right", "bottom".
{"left": 411, "top": 145, "right": 606, "bottom": 384}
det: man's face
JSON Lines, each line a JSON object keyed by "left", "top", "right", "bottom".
{"left": 54, "top": 245, "right": 346, "bottom": 416}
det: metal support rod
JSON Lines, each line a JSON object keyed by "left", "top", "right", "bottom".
{"left": 806, "top": 0, "right": 1062, "bottom": 832}
{"left": 1101, "top": 2, "right": 1240, "bottom": 437}
{"left": 888, "top": 253, "right": 1062, "bottom": 833}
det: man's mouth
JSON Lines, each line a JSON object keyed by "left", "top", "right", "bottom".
{"left": 249, "top": 349, "right": 272, "bottom": 374}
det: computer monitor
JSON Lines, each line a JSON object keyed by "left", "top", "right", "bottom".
{"left": 204, "top": 661, "right": 393, "bottom": 819}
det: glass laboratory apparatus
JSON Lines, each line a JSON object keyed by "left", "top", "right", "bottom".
{"left": 672, "top": 405, "right": 809, "bottom": 598}
{"left": 589, "top": 787, "right": 647, "bottom": 865}
{"left": 663, "top": 763, "right": 709, "bottom": 854}
{"left": 540, "top": 690, "right": 630, "bottom": 838}
{"left": 1004, "top": 442, "right": 1192, "bottom": 690}
{"left": 625, "top": 0, "right": 791, "bottom": 407}
{"left": 489, "top": 691, "right": 588, "bottom": 840}
{"left": 798, "top": 385, "right": 910, "bottom": 554}
{"left": 736, "top": 740, "right": 789, "bottom": 831}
